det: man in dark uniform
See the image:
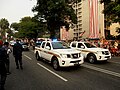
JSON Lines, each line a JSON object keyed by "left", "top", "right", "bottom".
{"left": 0, "top": 40, "right": 7, "bottom": 90}
{"left": 13, "top": 40, "right": 23, "bottom": 69}
{"left": 3, "top": 42, "right": 12, "bottom": 75}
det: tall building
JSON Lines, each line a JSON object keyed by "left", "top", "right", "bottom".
{"left": 69, "top": 0, "right": 105, "bottom": 40}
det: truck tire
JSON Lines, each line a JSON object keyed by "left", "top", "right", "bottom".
{"left": 52, "top": 58, "right": 60, "bottom": 70}
{"left": 35, "top": 52, "right": 40, "bottom": 61}
{"left": 87, "top": 54, "right": 96, "bottom": 64}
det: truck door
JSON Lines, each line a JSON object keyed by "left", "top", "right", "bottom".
{"left": 43, "top": 42, "right": 52, "bottom": 61}
{"left": 40, "top": 42, "right": 46, "bottom": 58}
{"left": 77, "top": 43, "right": 86, "bottom": 58}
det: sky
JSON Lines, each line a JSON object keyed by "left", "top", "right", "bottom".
{"left": 0, "top": 0, "right": 37, "bottom": 24}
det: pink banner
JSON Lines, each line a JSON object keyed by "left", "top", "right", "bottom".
{"left": 88, "top": 0, "right": 99, "bottom": 39}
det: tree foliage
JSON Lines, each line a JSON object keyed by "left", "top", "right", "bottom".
{"left": 16, "top": 17, "right": 37, "bottom": 39}
{"left": 32, "top": 0, "right": 81, "bottom": 38}
{"left": 101, "top": 0, "right": 120, "bottom": 23}
{"left": 100, "top": 0, "right": 120, "bottom": 39}
{"left": 15, "top": 16, "right": 47, "bottom": 39}
{"left": 0, "top": 18, "right": 9, "bottom": 30}
{"left": 0, "top": 18, "right": 10, "bottom": 39}
{"left": 10, "top": 22, "right": 20, "bottom": 31}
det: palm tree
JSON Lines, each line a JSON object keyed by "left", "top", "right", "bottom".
{"left": 0, "top": 18, "right": 9, "bottom": 40}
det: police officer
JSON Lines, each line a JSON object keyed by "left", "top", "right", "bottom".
{"left": 13, "top": 39, "right": 23, "bottom": 69}
{"left": 3, "top": 42, "right": 12, "bottom": 75}
{"left": 0, "top": 40, "right": 7, "bottom": 90}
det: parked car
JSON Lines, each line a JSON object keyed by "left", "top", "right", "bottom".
{"left": 9, "top": 40, "right": 16, "bottom": 46}
{"left": 20, "top": 42, "right": 29, "bottom": 51}
{"left": 35, "top": 41, "right": 42, "bottom": 48}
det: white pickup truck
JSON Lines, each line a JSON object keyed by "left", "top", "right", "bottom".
{"left": 34, "top": 40, "right": 84, "bottom": 70}
{"left": 70, "top": 41, "right": 111, "bottom": 63}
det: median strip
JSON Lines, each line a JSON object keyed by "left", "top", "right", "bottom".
{"left": 37, "top": 63, "right": 68, "bottom": 82}
{"left": 82, "top": 64, "right": 120, "bottom": 78}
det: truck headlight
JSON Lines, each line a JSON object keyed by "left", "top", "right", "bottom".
{"left": 97, "top": 51, "right": 102, "bottom": 54}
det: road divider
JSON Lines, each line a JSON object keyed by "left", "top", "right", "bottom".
{"left": 37, "top": 63, "right": 68, "bottom": 82}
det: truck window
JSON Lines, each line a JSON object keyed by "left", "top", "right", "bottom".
{"left": 78, "top": 43, "right": 84, "bottom": 48}
{"left": 52, "top": 42, "right": 70, "bottom": 49}
{"left": 46, "top": 42, "right": 51, "bottom": 49}
{"left": 71, "top": 43, "right": 76, "bottom": 47}
{"left": 41, "top": 42, "right": 46, "bottom": 48}
{"left": 84, "top": 43, "right": 96, "bottom": 48}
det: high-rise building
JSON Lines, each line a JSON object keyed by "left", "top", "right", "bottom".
{"left": 69, "top": 0, "right": 105, "bottom": 40}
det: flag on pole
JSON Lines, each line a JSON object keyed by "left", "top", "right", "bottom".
{"left": 79, "top": 31, "right": 85, "bottom": 37}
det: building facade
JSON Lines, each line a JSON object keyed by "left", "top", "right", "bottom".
{"left": 68, "top": 0, "right": 105, "bottom": 40}
{"left": 60, "top": 0, "right": 120, "bottom": 41}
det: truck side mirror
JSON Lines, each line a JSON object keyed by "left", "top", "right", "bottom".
{"left": 46, "top": 46, "right": 50, "bottom": 50}
{"left": 81, "top": 46, "right": 85, "bottom": 49}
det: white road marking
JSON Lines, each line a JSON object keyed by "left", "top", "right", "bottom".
{"left": 24, "top": 55, "right": 32, "bottom": 60}
{"left": 37, "top": 63, "right": 68, "bottom": 82}
{"left": 82, "top": 64, "right": 120, "bottom": 78}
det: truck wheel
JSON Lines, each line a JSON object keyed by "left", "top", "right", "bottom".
{"left": 87, "top": 54, "right": 96, "bottom": 64}
{"left": 52, "top": 58, "right": 60, "bottom": 70}
{"left": 36, "top": 53, "right": 40, "bottom": 61}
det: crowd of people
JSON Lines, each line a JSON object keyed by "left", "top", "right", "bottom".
{"left": 87, "top": 39, "right": 120, "bottom": 57}
{"left": 70, "top": 38, "right": 120, "bottom": 57}
{"left": 0, "top": 39, "right": 23, "bottom": 90}
{"left": 29, "top": 38, "right": 120, "bottom": 57}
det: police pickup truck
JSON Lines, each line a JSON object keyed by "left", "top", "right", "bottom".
{"left": 70, "top": 41, "right": 111, "bottom": 63}
{"left": 34, "top": 40, "right": 84, "bottom": 70}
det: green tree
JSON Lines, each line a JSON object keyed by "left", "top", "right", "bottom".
{"left": 100, "top": 0, "right": 120, "bottom": 39}
{"left": 10, "top": 22, "right": 20, "bottom": 31}
{"left": 16, "top": 16, "right": 47, "bottom": 39}
{"left": 6, "top": 28, "right": 14, "bottom": 40}
{"left": 0, "top": 18, "right": 9, "bottom": 40}
{"left": 32, "top": 0, "right": 81, "bottom": 38}
{"left": 100, "top": 0, "right": 120, "bottom": 23}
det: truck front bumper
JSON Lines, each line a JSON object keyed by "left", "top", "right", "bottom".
{"left": 96, "top": 55, "right": 111, "bottom": 61}
{"left": 59, "top": 56, "right": 84, "bottom": 67}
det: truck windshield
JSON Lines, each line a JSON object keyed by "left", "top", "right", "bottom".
{"left": 52, "top": 42, "right": 70, "bottom": 49}
{"left": 84, "top": 43, "right": 97, "bottom": 48}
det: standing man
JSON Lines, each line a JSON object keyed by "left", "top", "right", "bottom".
{"left": 13, "top": 40, "right": 23, "bottom": 69}
{"left": 0, "top": 40, "right": 7, "bottom": 90}
{"left": 3, "top": 42, "right": 12, "bottom": 75}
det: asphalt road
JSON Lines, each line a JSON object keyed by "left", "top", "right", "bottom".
{"left": 5, "top": 49, "right": 120, "bottom": 90}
